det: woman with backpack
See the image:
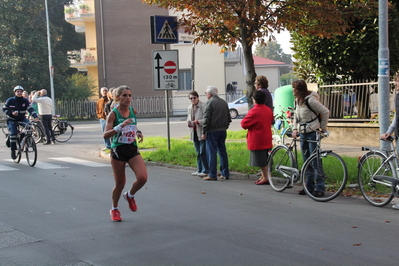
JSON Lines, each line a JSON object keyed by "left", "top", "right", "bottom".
{"left": 291, "top": 80, "right": 329, "bottom": 197}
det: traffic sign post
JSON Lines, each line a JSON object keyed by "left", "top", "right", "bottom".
{"left": 152, "top": 50, "right": 179, "bottom": 91}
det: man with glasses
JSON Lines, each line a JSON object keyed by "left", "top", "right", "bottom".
{"left": 2, "top": 85, "right": 39, "bottom": 159}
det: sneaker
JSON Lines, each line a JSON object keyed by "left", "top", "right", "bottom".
{"left": 123, "top": 192, "right": 137, "bottom": 212}
{"left": 11, "top": 150, "right": 16, "bottom": 160}
{"left": 392, "top": 204, "right": 399, "bottom": 210}
{"left": 191, "top": 172, "right": 200, "bottom": 176}
{"left": 51, "top": 141, "right": 55, "bottom": 145}
{"left": 198, "top": 173, "right": 208, "bottom": 177}
{"left": 110, "top": 209, "right": 122, "bottom": 222}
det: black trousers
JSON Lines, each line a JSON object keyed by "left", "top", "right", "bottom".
{"left": 42, "top": 114, "right": 55, "bottom": 142}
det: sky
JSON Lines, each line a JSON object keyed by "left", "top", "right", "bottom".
{"left": 273, "top": 31, "right": 292, "bottom": 54}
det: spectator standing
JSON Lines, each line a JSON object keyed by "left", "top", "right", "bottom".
{"left": 2, "top": 86, "right": 39, "bottom": 159}
{"left": 32, "top": 89, "right": 55, "bottom": 145}
{"left": 187, "top": 91, "right": 208, "bottom": 177}
{"left": 292, "top": 80, "right": 329, "bottom": 197}
{"left": 241, "top": 90, "right": 274, "bottom": 185}
{"left": 201, "top": 86, "right": 231, "bottom": 181}
{"left": 104, "top": 87, "right": 115, "bottom": 117}
{"left": 254, "top": 75, "right": 274, "bottom": 111}
{"left": 29, "top": 90, "right": 39, "bottom": 114}
{"left": 96, "top": 87, "right": 111, "bottom": 150}
{"left": 380, "top": 72, "right": 399, "bottom": 210}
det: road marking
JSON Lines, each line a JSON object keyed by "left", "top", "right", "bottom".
{"left": 49, "top": 157, "right": 109, "bottom": 167}
{"left": 0, "top": 164, "right": 19, "bottom": 171}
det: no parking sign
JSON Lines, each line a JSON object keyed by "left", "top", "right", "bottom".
{"left": 152, "top": 50, "right": 179, "bottom": 91}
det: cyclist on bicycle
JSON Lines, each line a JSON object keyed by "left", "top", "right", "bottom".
{"left": 2, "top": 85, "right": 39, "bottom": 159}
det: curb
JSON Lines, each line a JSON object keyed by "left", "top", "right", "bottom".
{"left": 100, "top": 150, "right": 258, "bottom": 181}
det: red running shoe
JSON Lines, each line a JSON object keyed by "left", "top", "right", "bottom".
{"left": 123, "top": 192, "right": 137, "bottom": 212}
{"left": 110, "top": 209, "right": 122, "bottom": 222}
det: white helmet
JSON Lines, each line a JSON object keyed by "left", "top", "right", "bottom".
{"left": 13, "top": 85, "right": 24, "bottom": 92}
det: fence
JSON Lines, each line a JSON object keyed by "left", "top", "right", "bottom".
{"left": 0, "top": 81, "right": 393, "bottom": 121}
{"left": 0, "top": 91, "right": 245, "bottom": 120}
{"left": 318, "top": 80, "right": 395, "bottom": 121}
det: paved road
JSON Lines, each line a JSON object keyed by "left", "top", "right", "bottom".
{"left": 1, "top": 119, "right": 397, "bottom": 266}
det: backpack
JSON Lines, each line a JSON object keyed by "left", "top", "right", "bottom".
{"left": 304, "top": 98, "right": 322, "bottom": 123}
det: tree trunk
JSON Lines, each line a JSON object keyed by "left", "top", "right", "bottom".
{"left": 240, "top": 26, "right": 256, "bottom": 108}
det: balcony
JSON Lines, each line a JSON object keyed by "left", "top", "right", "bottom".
{"left": 68, "top": 48, "right": 97, "bottom": 68}
{"left": 64, "top": 2, "right": 95, "bottom": 26}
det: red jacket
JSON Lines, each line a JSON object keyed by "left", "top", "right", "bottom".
{"left": 241, "top": 104, "right": 273, "bottom": 151}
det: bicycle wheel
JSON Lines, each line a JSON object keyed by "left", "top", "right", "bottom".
{"left": 268, "top": 145, "right": 296, "bottom": 192}
{"left": 358, "top": 151, "right": 395, "bottom": 207}
{"left": 31, "top": 123, "right": 44, "bottom": 144}
{"left": 54, "top": 123, "right": 74, "bottom": 143}
{"left": 13, "top": 140, "right": 22, "bottom": 163}
{"left": 302, "top": 151, "right": 348, "bottom": 202}
{"left": 1, "top": 121, "right": 9, "bottom": 135}
{"left": 24, "top": 136, "right": 37, "bottom": 167}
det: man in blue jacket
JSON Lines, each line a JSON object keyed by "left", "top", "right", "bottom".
{"left": 3, "top": 86, "right": 38, "bottom": 159}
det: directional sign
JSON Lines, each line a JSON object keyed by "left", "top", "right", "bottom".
{"left": 152, "top": 50, "right": 179, "bottom": 91}
{"left": 150, "top": 16, "right": 179, "bottom": 44}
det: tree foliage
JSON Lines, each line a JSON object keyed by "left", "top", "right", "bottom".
{"left": 142, "top": 0, "right": 377, "bottom": 104}
{"left": 62, "top": 73, "right": 95, "bottom": 100}
{"left": 0, "top": 0, "right": 84, "bottom": 101}
{"left": 292, "top": 0, "right": 399, "bottom": 83}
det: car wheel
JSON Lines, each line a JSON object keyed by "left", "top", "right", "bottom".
{"left": 229, "top": 109, "right": 238, "bottom": 119}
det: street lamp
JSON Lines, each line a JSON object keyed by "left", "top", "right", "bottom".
{"left": 44, "top": 0, "right": 56, "bottom": 115}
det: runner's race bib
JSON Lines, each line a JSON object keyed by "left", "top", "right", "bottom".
{"left": 118, "top": 125, "right": 137, "bottom": 144}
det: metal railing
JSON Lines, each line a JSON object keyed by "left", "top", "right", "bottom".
{"left": 1, "top": 80, "right": 393, "bottom": 122}
{"left": 0, "top": 91, "right": 245, "bottom": 120}
{"left": 318, "top": 80, "right": 395, "bottom": 121}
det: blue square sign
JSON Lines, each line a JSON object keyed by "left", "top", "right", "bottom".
{"left": 151, "top": 16, "right": 178, "bottom": 44}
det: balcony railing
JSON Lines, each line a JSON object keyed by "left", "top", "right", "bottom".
{"left": 68, "top": 48, "right": 97, "bottom": 67}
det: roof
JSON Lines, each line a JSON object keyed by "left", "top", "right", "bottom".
{"left": 253, "top": 55, "right": 286, "bottom": 66}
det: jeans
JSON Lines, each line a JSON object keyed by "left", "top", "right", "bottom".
{"left": 206, "top": 131, "right": 229, "bottom": 179}
{"left": 193, "top": 133, "right": 208, "bottom": 174}
{"left": 100, "top": 118, "right": 111, "bottom": 148}
{"left": 41, "top": 114, "right": 55, "bottom": 143}
{"left": 7, "top": 118, "right": 29, "bottom": 150}
{"left": 300, "top": 131, "right": 324, "bottom": 192}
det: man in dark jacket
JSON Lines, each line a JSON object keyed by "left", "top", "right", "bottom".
{"left": 3, "top": 85, "right": 38, "bottom": 159}
{"left": 201, "top": 86, "right": 231, "bottom": 181}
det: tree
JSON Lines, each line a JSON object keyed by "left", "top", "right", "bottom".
{"left": 292, "top": 0, "right": 399, "bottom": 83}
{"left": 0, "top": 0, "right": 84, "bottom": 101}
{"left": 142, "top": 0, "right": 377, "bottom": 104}
{"left": 62, "top": 73, "right": 95, "bottom": 100}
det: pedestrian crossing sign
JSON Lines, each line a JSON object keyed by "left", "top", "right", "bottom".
{"left": 150, "top": 16, "right": 179, "bottom": 44}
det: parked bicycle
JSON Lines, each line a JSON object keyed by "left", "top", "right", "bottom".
{"left": 272, "top": 106, "right": 294, "bottom": 146}
{"left": 51, "top": 115, "right": 74, "bottom": 143}
{"left": 6, "top": 121, "right": 38, "bottom": 166}
{"left": 268, "top": 123, "right": 348, "bottom": 202}
{"left": 357, "top": 136, "right": 399, "bottom": 207}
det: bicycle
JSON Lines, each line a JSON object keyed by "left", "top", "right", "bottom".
{"left": 357, "top": 136, "right": 399, "bottom": 207}
{"left": 6, "top": 121, "right": 38, "bottom": 167}
{"left": 51, "top": 115, "right": 74, "bottom": 143}
{"left": 272, "top": 106, "right": 294, "bottom": 146}
{"left": 268, "top": 124, "right": 348, "bottom": 202}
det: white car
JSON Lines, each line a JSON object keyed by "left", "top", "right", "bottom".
{"left": 228, "top": 96, "right": 248, "bottom": 119}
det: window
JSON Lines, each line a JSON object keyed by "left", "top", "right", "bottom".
{"left": 178, "top": 69, "right": 192, "bottom": 91}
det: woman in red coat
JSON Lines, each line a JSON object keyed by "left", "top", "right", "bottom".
{"left": 241, "top": 90, "right": 274, "bottom": 185}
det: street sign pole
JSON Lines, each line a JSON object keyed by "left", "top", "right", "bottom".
{"left": 164, "top": 44, "right": 171, "bottom": 151}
